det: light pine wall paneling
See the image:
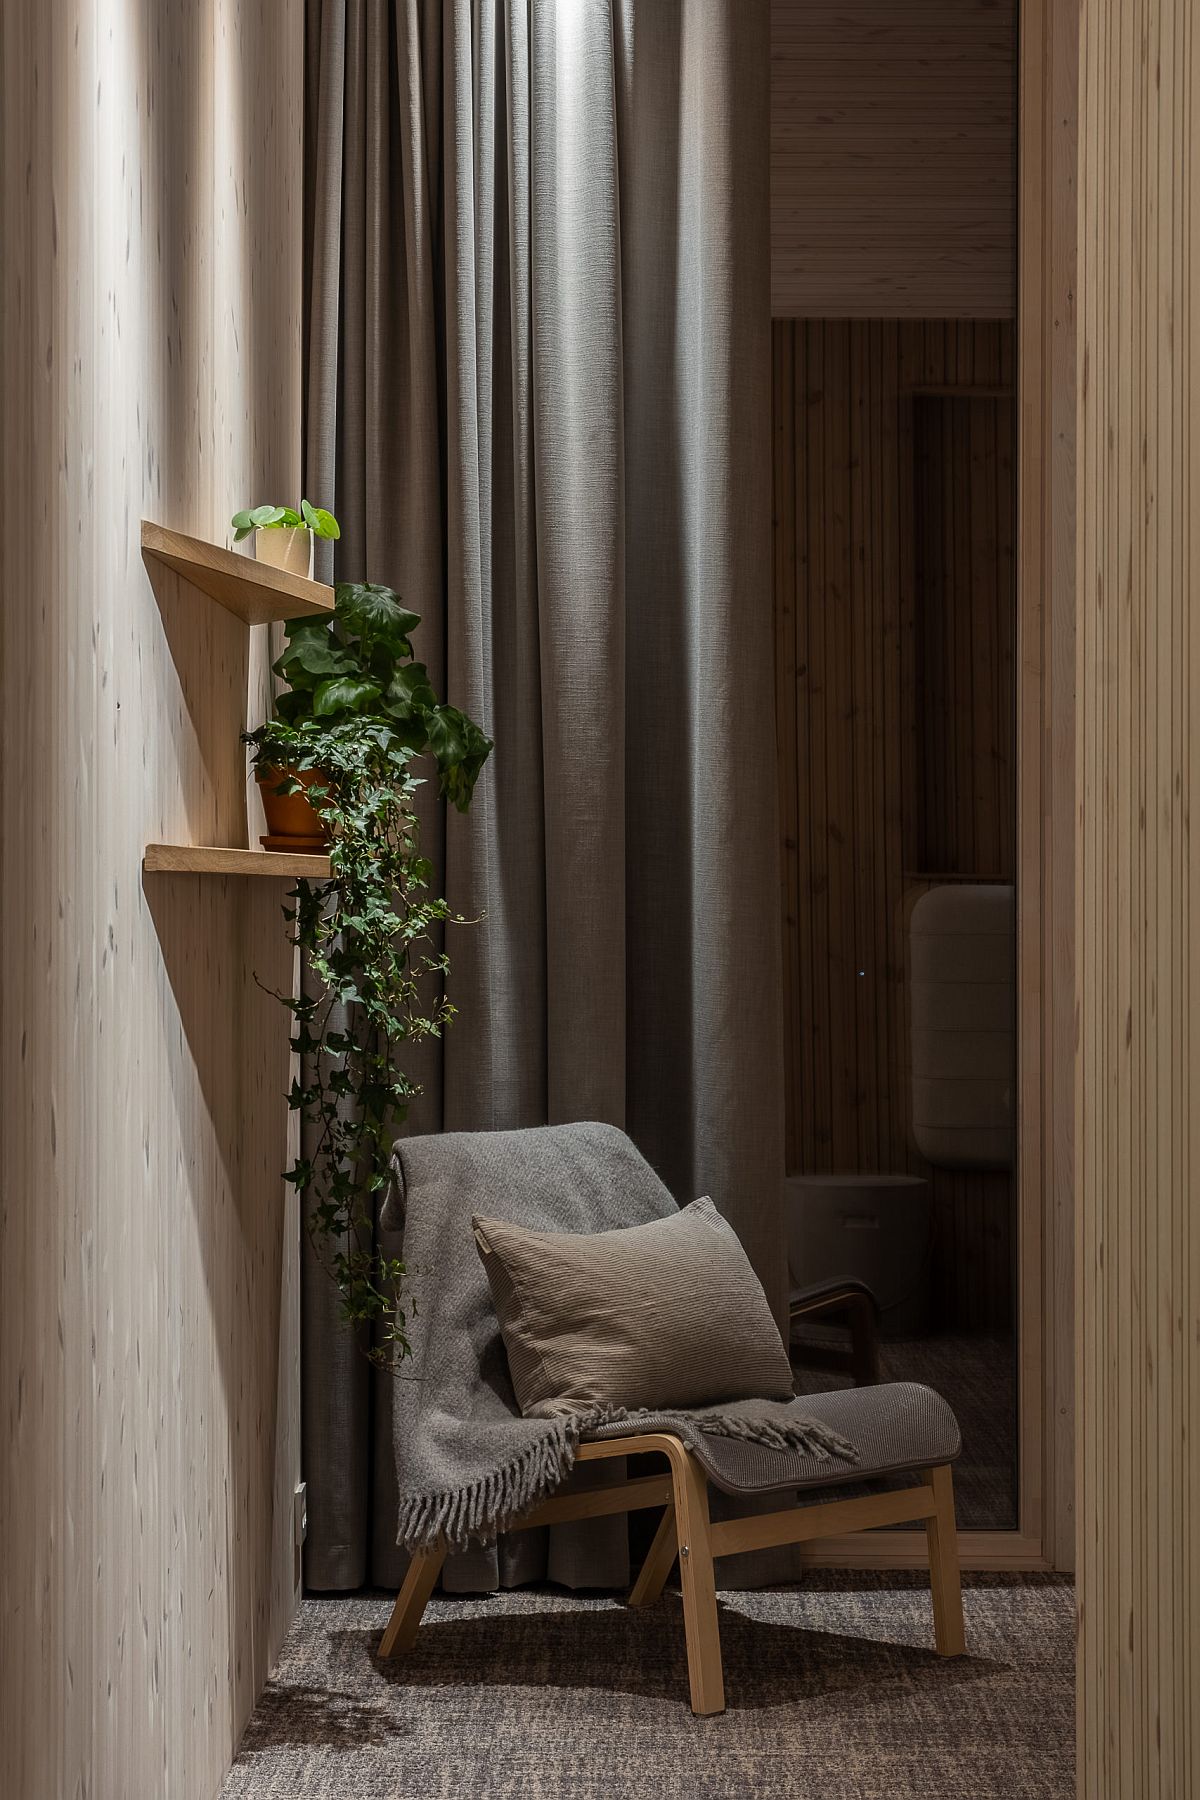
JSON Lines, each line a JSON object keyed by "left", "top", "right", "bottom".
{"left": 1076, "top": 0, "right": 1200, "bottom": 1789}
{"left": 772, "top": 320, "right": 1017, "bottom": 1332}
{"left": 0, "top": 0, "right": 70, "bottom": 1788}
{"left": 0, "top": 4, "right": 303, "bottom": 1797}
{"left": 771, "top": 0, "right": 1017, "bottom": 319}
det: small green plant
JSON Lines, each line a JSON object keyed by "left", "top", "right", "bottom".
{"left": 246, "top": 581, "right": 491, "bottom": 1362}
{"left": 232, "top": 499, "right": 341, "bottom": 541}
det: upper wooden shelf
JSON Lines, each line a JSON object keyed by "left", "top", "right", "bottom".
{"left": 144, "top": 844, "right": 332, "bottom": 879}
{"left": 141, "top": 521, "right": 334, "bottom": 625}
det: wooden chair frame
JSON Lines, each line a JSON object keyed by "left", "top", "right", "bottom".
{"left": 379, "top": 1434, "right": 965, "bottom": 1715}
{"left": 789, "top": 1278, "right": 883, "bottom": 1387}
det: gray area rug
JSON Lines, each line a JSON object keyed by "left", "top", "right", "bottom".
{"left": 221, "top": 1574, "right": 1073, "bottom": 1798}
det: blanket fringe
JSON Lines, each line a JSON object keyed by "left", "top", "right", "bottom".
{"left": 396, "top": 1419, "right": 582, "bottom": 1552}
{"left": 688, "top": 1411, "right": 858, "bottom": 1459}
{"left": 396, "top": 1401, "right": 857, "bottom": 1552}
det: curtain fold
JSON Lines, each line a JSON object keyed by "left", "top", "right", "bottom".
{"left": 302, "top": 0, "right": 784, "bottom": 1593}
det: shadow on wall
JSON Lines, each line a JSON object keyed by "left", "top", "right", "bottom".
{"left": 145, "top": 554, "right": 252, "bottom": 847}
{"left": 141, "top": 471, "right": 298, "bottom": 1750}
{"left": 144, "top": 863, "right": 296, "bottom": 1703}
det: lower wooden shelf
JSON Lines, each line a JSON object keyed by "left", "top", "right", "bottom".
{"left": 144, "top": 843, "right": 332, "bottom": 878}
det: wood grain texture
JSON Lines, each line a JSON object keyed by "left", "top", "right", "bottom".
{"left": 706, "top": 1482, "right": 939, "bottom": 1557}
{"left": 145, "top": 845, "right": 332, "bottom": 879}
{"left": 772, "top": 320, "right": 1017, "bottom": 1332}
{"left": 1016, "top": 0, "right": 1079, "bottom": 1578}
{"left": 142, "top": 521, "right": 334, "bottom": 624}
{"left": 1076, "top": 0, "right": 1200, "bottom": 1790}
{"left": 771, "top": 0, "right": 1017, "bottom": 318}
{"left": 0, "top": 4, "right": 303, "bottom": 1797}
{"left": 922, "top": 1464, "right": 968, "bottom": 1656}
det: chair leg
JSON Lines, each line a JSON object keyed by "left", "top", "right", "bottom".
{"left": 669, "top": 1451, "right": 725, "bottom": 1716}
{"left": 922, "top": 1464, "right": 966, "bottom": 1656}
{"left": 379, "top": 1543, "right": 446, "bottom": 1658}
{"left": 628, "top": 1504, "right": 678, "bottom": 1608}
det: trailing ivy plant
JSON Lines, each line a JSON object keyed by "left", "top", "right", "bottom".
{"left": 245, "top": 581, "right": 492, "bottom": 1363}
{"left": 232, "top": 498, "right": 342, "bottom": 541}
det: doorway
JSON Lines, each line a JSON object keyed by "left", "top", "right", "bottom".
{"left": 772, "top": 319, "right": 1019, "bottom": 1533}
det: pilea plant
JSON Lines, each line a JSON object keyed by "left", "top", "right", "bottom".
{"left": 232, "top": 499, "right": 341, "bottom": 540}
{"left": 246, "top": 581, "right": 491, "bottom": 1363}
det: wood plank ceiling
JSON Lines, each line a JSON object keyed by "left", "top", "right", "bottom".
{"left": 771, "top": 0, "right": 1017, "bottom": 318}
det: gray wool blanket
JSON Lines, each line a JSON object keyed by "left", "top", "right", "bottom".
{"left": 385, "top": 1122, "right": 859, "bottom": 1550}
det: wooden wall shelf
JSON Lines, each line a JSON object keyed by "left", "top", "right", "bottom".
{"left": 144, "top": 844, "right": 331, "bottom": 879}
{"left": 141, "top": 520, "right": 334, "bottom": 625}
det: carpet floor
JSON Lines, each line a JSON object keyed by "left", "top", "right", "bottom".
{"left": 221, "top": 1573, "right": 1074, "bottom": 1799}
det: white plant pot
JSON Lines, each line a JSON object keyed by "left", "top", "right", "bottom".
{"left": 255, "top": 525, "right": 314, "bottom": 580}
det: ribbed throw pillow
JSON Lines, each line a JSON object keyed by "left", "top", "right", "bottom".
{"left": 472, "top": 1197, "right": 794, "bottom": 1418}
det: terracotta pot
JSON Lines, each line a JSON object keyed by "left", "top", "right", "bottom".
{"left": 255, "top": 766, "right": 330, "bottom": 851}
{"left": 254, "top": 525, "right": 314, "bottom": 579}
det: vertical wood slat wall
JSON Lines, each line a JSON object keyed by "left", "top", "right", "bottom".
{"left": 772, "top": 319, "right": 1017, "bottom": 1329}
{"left": 1076, "top": 0, "right": 1200, "bottom": 1791}
{"left": 913, "top": 396, "right": 1018, "bottom": 880}
{"left": 1016, "top": 0, "right": 1080, "bottom": 1577}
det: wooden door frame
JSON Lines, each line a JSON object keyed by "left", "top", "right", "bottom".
{"left": 798, "top": 0, "right": 1077, "bottom": 1572}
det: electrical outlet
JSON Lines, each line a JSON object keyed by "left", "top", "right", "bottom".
{"left": 294, "top": 1481, "right": 308, "bottom": 1550}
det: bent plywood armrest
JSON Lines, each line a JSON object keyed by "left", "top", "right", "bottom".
{"left": 379, "top": 1385, "right": 965, "bottom": 1717}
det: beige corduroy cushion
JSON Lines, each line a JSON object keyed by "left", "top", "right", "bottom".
{"left": 472, "top": 1197, "right": 795, "bottom": 1419}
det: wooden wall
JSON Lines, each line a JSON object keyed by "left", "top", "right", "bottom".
{"left": 773, "top": 319, "right": 1017, "bottom": 1329}
{"left": 1076, "top": 0, "right": 1200, "bottom": 1789}
{"left": 1016, "top": 0, "right": 1080, "bottom": 1576}
{"left": 771, "top": 0, "right": 1017, "bottom": 318}
{"left": 0, "top": 5, "right": 303, "bottom": 1796}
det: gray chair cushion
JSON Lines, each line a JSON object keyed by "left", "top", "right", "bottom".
{"left": 583, "top": 1380, "right": 960, "bottom": 1497}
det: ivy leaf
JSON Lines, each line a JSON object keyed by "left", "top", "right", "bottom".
{"left": 384, "top": 661, "right": 438, "bottom": 718}
{"left": 313, "top": 676, "right": 382, "bottom": 717}
{"left": 267, "top": 770, "right": 303, "bottom": 796}
{"left": 335, "top": 582, "right": 421, "bottom": 656}
{"left": 425, "top": 705, "right": 494, "bottom": 812}
{"left": 246, "top": 643, "right": 490, "bottom": 1358}
{"left": 273, "top": 621, "right": 356, "bottom": 689}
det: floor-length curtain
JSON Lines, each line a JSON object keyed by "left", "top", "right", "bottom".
{"left": 301, "top": 0, "right": 784, "bottom": 1592}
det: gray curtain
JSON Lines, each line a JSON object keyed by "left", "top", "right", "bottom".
{"left": 301, "top": 0, "right": 784, "bottom": 1592}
